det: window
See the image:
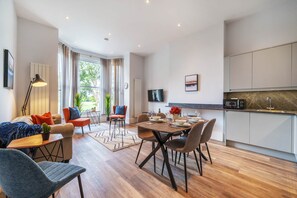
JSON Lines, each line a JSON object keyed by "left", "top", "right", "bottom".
{"left": 79, "top": 59, "right": 102, "bottom": 112}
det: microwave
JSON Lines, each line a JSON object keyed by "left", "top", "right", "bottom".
{"left": 223, "top": 99, "right": 246, "bottom": 109}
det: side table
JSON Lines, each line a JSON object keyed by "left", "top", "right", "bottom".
{"left": 7, "top": 134, "right": 64, "bottom": 162}
{"left": 86, "top": 110, "right": 101, "bottom": 125}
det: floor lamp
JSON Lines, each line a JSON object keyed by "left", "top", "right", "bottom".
{"left": 22, "top": 74, "right": 47, "bottom": 116}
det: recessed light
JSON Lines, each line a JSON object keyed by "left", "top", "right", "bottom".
{"left": 65, "top": 16, "right": 70, "bottom": 20}
{"left": 145, "top": 0, "right": 150, "bottom": 4}
{"left": 138, "top": 44, "right": 141, "bottom": 48}
{"left": 108, "top": 33, "right": 112, "bottom": 36}
{"left": 177, "top": 23, "right": 181, "bottom": 27}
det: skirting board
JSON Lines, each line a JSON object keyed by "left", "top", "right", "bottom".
{"left": 226, "top": 140, "right": 297, "bottom": 162}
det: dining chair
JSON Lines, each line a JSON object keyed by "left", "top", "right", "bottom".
{"left": 0, "top": 149, "right": 86, "bottom": 198}
{"left": 135, "top": 114, "right": 159, "bottom": 172}
{"left": 198, "top": 119, "right": 216, "bottom": 165}
{"left": 163, "top": 122, "right": 204, "bottom": 192}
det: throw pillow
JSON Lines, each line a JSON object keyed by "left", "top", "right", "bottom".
{"left": 69, "top": 107, "right": 81, "bottom": 120}
{"left": 35, "top": 112, "right": 54, "bottom": 125}
{"left": 115, "top": 106, "right": 125, "bottom": 115}
{"left": 31, "top": 115, "right": 38, "bottom": 124}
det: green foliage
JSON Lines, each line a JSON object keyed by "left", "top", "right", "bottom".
{"left": 105, "top": 93, "right": 111, "bottom": 117}
{"left": 74, "top": 93, "right": 83, "bottom": 112}
{"left": 42, "top": 123, "right": 51, "bottom": 133}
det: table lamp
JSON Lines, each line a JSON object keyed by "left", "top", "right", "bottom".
{"left": 22, "top": 74, "right": 47, "bottom": 115}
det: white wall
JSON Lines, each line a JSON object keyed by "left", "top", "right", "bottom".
{"left": 124, "top": 53, "right": 145, "bottom": 123}
{"left": 144, "top": 23, "right": 224, "bottom": 141}
{"left": 17, "top": 18, "right": 58, "bottom": 115}
{"left": 0, "top": 0, "right": 17, "bottom": 122}
{"left": 225, "top": 1, "right": 297, "bottom": 56}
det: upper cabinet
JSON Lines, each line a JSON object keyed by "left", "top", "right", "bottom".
{"left": 292, "top": 43, "right": 297, "bottom": 87}
{"left": 229, "top": 53, "right": 252, "bottom": 91}
{"left": 253, "top": 44, "right": 292, "bottom": 89}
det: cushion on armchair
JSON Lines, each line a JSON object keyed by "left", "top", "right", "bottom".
{"left": 69, "top": 107, "right": 81, "bottom": 120}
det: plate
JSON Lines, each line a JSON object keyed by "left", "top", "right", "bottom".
{"left": 149, "top": 119, "right": 165, "bottom": 123}
{"left": 172, "top": 122, "right": 191, "bottom": 127}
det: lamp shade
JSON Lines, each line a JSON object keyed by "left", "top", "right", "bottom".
{"left": 32, "top": 74, "right": 47, "bottom": 87}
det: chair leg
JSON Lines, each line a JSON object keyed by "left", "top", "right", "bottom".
{"left": 81, "top": 127, "right": 84, "bottom": 135}
{"left": 205, "top": 143, "right": 212, "bottom": 164}
{"left": 52, "top": 193, "right": 55, "bottom": 198}
{"left": 193, "top": 150, "right": 201, "bottom": 174}
{"left": 78, "top": 175, "right": 84, "bottom": 198}
{"left": 178, "top": 152, "right": 181, "bottom": 164}
{"left": 88, "top": 124, "right": 91, "bottom": 131}
{"left": 135, "top": 140, "right": 144, "bottom": 164}
{"left": 183, "top": 153, "right": 188, "bottom": 192}
{"left": 174, "top": 151, "right": 178, "bottom": 166}
{"left": 199, "top": 145, "right": 203, "bottom": 176}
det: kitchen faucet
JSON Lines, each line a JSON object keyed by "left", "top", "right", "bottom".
{"left": 266, "top": 97, "right": 274, "bottom": 110}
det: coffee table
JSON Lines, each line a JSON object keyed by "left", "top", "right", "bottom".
{"left": 7, "top": 134, "right": 64, "bottom": 162}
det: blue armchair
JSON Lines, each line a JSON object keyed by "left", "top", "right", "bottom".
{"left": 0, "top": 149, "right": 86, "bottom": 198}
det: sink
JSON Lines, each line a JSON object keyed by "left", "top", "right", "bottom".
{"left": 256, "top": 109, "right": 286, "bottom": 113}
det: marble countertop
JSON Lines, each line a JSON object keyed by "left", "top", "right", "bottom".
{"left": 224, "top": 108, "right": 297, "bottom": 115}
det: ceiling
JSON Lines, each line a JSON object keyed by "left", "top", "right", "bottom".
{"left": 14, "top": 0, "right": 287, "bottom": 57}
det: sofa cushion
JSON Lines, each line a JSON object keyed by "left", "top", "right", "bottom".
{"left": 68, "top": 118, "right": 90, "bottom": 127}
{"left": 0, "top": 122, "right": 42, "bottom": 148}
{"left": 35, "top": 113, "right": 54, "bottom": 125}
{"left": 31, "top": 115, "right": 38, "bottom": 124}
{"left": 69, "top": 107, "right": 81, "bottom": 120}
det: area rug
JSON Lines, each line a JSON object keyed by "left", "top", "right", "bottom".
{"left": 88, "top": 125, "right": 141, "bottom": 152}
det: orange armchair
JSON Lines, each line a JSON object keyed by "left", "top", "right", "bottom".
{"left": 63, "top": 108, "right": 91, "bottom": 134}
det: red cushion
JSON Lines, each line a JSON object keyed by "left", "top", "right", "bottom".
{"left": 35, "top": 113, "right": 54, "bottom": 125}
{"left": 110, "top": 115, "right": 125, "bottom": 119}
{"left": 31, "top": 115, "right": 38, "bottom": 124}
{"left": 68, "top": 118, "right": 90, "bottom": 127}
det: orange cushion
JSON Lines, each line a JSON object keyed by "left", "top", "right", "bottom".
{"left": 68, "top": 118, "right": 90, "bottom": 127}
{"left": 35, "top": 112, "right": 54, "bottom": 125}
{"left": 31, "top": 115, "right": 38, "bottom": 124}
{"left": 110, "top": 115, "right": 125, "bottom": 119}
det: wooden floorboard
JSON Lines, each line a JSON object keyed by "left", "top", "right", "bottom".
{"left": 1, "top": 124, "right": 297, "bottom": 198}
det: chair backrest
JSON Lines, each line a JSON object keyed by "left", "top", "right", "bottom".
{"left": 0, "top": 149, "right": 53, "bottom": 198}
{"left": 137, "top": 114, "right": 150, "bottom": 134}
{"left": 113, "top": 105, "right": 128, "bottom": 117}
{"left": 63, "top": 107, "right": 70, "bottom": 123}
{"left": 200, "top": 119, "right": 216, "bottom": 143}
{"left": 156, "top": 113, "right": 166, "bottom": 119}
{"left": 182, "top": 122, "right": 204, "bottom": 153}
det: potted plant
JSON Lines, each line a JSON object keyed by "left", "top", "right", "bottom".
{"left": 105, "top": 93, "right": 111, "bottom": 121}
{"left": 41, "top": 123, "right": 51, "bottom": 141}
{"left": 74, "top": 93, "right": 83, "bottom": 112}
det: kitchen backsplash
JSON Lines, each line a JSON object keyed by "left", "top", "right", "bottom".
{"left": 224, "top": 90, "right": 297, "bottom": 111}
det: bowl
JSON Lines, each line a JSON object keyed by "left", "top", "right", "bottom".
{"left": 151, "top": 116, "right": 161, "bottom": 121}
{"left": 175, "top": 119, "right": 187, "bottom": 125}
{"left": 189, "top": 117, "right": 200, "bottom": 123}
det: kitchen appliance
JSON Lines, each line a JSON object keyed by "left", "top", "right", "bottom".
{"left": 223, "top": 98, "right": 246, "bottom": 109}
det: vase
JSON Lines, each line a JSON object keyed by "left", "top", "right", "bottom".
{"left": 172, "top": 114, "right": 179, "bottom": 122}
{"left": 42, "top": 133, "right": 50, "bottom": 141}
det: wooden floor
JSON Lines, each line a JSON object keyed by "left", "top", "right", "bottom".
{"left": 1, "top": 125, "right": 297, "bottom": 198}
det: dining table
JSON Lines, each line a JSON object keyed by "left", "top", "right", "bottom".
{"left": 136, "top": 120, "right": 193, "bottom": 190}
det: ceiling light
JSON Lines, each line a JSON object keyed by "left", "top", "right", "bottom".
{"left": 138, "top": 44, "right": 141, "bottom": 48}
{"left": 145, "top": 0, "right": 150, "bottom": 4}
{"left": 65, "top": 16, "right": 70, "bottom": 20}
{"left": 108, "top": 33, "right": 112, "bottom": 36}
{"left": 177, "top": 23, "right": 181, "bottom": 27}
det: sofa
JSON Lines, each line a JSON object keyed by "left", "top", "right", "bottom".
{"left": 10, "top": 114, "right": 74, "bottom": 162}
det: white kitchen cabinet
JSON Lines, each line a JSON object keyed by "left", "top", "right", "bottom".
{"left": 292, "top": 43, "right": 297, "bottom": 87}
{"left": 253, "top": 44, "right": 292, "bottom": 89}
{"left": 250, "top": 113, "right": 292, "bottom": 153}
{"left": 226, "top": 111, "right": 250, "bottom": 144}
{"left": 224, "top": 57, "right": 230, "bottom": 92}
{"left": 229, "top": 53, "right": 252, "bottom": 90}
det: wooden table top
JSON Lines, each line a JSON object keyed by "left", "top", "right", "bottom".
{"left": 7, "top": 134, "right": 63, "bottom": 149}
{"left": 136, "top": 121, "right": 192, "bottom": 134}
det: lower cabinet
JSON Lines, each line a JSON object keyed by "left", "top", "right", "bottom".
{"left": 226, "top": 111, "right": 293, "bottom": 153}
{"left": 226, "top": 111, "right": 250, "bottom": 144}
{"left": 250, "top": 113, "right": 292, "bottom": 153}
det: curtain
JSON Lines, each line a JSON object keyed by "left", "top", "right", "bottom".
{"left": 60, "top": 44, "right": 80, "bottom": 108}
{"left": 109, "top": 59, "right": 124, "bottom": 107}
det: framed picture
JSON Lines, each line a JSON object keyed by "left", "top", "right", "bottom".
{"left": 3, "top": 49, "right": 14, "bottom": 89}
{"left": 185, "top": 74, "right": 198, "bottom": 92}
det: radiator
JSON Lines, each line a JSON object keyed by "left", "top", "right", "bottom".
{"left": 134, "top": 78, "right": 142, "bottom": 117}
{"left": 30, "top": 63, "right": 50, "bottom": 115}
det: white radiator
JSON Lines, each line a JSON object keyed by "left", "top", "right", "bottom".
{"left": 134, "top": 78, "right": 142, "bottom": 117}
{"left": 30, "top": 63, "right": 50, "bottom": 115}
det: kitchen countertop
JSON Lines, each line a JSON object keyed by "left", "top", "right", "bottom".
{"left": 224, "top": 108, "right": 297, "bottom": 115}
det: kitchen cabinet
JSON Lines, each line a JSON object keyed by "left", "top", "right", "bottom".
{"left": 229, "top": 53, "right": 252, "bottom": 90}
{"left": 253, "top": 44, "right": 292, "bottom": 89}
{"left": 226, "top": 111, "right": 250, "bottom": 144}
{"left": 292, "top": 43, "right": 297, "bottom": 87}
{"left": 250, "top": 113, "right": 292, "bottom": 153}
{"left": 224, "top": 57, "right": 230, "bottom": 92}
